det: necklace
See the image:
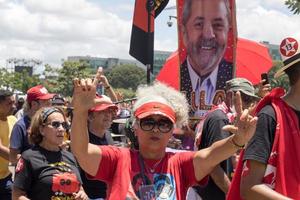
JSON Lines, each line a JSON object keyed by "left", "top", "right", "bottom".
{"left": 143, "top": 157, "right": 164, "bottom": 174}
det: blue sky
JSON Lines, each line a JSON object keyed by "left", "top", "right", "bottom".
{"left": 0, "top": 0, "right": 299, "bottom": 68}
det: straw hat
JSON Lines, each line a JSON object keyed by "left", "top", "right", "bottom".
{"left": 275, "top": 37, "right": 300, "bottom": 78}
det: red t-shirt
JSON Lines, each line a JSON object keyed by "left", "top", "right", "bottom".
{"left": 92, "top": 146, "right": 207, "bottom": 200}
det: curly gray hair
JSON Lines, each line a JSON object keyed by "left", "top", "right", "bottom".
{"left": 132, "top": 82, "right": 189, "bottom": 128}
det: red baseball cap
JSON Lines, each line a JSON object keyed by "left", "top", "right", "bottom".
{"left": 89, "top": 95, "right": 118, "bottom": 112}
{"left": 27, "top": 85, "right": 55, "bottom": 103}
{"left": 134, "top": 101, "right": 176, "bottom": 123}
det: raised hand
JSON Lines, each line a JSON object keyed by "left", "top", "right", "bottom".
{"left": 223, "top": 91, "right": 258, "bottom": 147}
{"left": 72, "top": 68, "right": 112, "bottom": 113}
{"left": 257, "top": 79, "right": 271, "bottom": 98}
{"left": 97, "top": 66, "right": 110, "bottom": 88}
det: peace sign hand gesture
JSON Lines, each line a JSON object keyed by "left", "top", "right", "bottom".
{"left": 72, "top": 68, "right": 112, "bottom": 113}
{"left": 223, "top": 91, "right": 258, "bottom": 147}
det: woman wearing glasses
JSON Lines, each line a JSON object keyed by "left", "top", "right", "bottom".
{"left": 70, "top": 69, "right": 257, "bottom": 200}
{"left": 12, "top": 107, "right": 88, "bottom": 200}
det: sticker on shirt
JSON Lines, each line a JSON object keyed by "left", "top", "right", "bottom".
{"left": 15, "top": 157, "right": 24, "bottom": 173}
{"left": 50, "top": 162, "right": 80, "bottom": 199}
{"left": 153, "top": 174, "right": 175, "bottom": 200}
{"left": 132, "top": 173, "right": 176, "bottom": 200}
{"left": 51, "top": 172, "right": 80, "bottom": 199}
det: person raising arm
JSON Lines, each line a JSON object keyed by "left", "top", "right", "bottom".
{"left": 71, "top": 68, "right": 257, "bottom": 199}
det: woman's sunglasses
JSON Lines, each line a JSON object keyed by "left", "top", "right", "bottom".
{"left": 45, "top": 121, "right": 70, "bottom": 130}
{"left": 139, "top": 118, "right": 174, "bottom": 133}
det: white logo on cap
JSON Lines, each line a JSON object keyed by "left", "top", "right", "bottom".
{"left": 280, "top": 37, "right": 298, "bottom": 58}
{"left": 40, "top": 87, "right": 48, "bottom": 94}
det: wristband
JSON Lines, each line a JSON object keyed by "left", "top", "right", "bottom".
{"left": 231, "top": 137, "right": 245, "bottom": 149}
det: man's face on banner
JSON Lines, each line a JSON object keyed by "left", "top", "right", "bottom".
{"left": 183, "top": 0, "right": 230, "bottom": 76}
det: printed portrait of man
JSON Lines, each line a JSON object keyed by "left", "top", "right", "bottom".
{"left": 178, "top": 0, "right": 235, "bottom": 117}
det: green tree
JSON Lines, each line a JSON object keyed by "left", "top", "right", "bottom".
{"left": 51, "top": 61, "right": 92, "bottom": 97}
{"left": 13, "top": 71, "right": 41, "bottom": 92}
{"left": 268, "top": 60, "right": 290, "bottom": 91}
{"left": 0, "top": 69, "right": 41, "bottom": 93}
{"left": 285, "top": 0, "right": 300, "bottom": 14}
{"left": 106, "top": 64, "right": 146, "bottom": 91}
{"left": 0, "top": 69, "right": 13, "bottom": 89}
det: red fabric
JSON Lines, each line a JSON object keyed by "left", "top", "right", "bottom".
{"left": 226, "top": 150, "right": 244, "bottom": 200}
{"left": 236, "top": 38, "right": 273, "bottom": 84}
{"left": 156, "top": 38, "right": 273, "bottom": 87}
{"left": 227, "top": 88, "right": 300, "bottom": 199}
{"left": 155, "top": 50, "right": 180, "bottom": 90}
{"left": 89, "top": 95, "right": 118, "bottom": 112}
{"left": 93, "top": 146, "right": 206, "bottom": 200}
{"left": 129, "top": 0, "right": 168, "bottom": 66}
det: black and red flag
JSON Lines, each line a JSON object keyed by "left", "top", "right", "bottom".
{"left": 129, "top": 0, "right": 169, "bottom": 67}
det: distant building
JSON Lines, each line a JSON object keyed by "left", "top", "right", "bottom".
{"left": 153, "top": 50, "right": 172, "bottom": 77}
{"left": 67, "top": 56, "right": 144, "bottom": 70}
{"left": 67, "top": 50, "right": 173, "bottom": 79}
{"left": 260, "top": 41, "right": 281, "bottom": 61}
{"left": 5, "top": 58, "right": 43, "bottom": 76}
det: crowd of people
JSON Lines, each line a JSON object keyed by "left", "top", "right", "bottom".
{"left": 0, "top": 36, "right": 300, "bottom": 200}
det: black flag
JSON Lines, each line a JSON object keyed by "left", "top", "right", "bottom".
{"left": 129, "top": 0, "right": 169, "bottom": 66}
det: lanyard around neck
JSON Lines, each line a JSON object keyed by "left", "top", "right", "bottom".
{"left": 138, "top": 153, "right": 149, "bottom": 186}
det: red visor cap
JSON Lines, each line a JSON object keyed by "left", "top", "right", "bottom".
{"left": 134, "top": 102, "right": 176, "bottom": 123}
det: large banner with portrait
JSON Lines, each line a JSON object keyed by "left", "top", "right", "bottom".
{"left": 177, "top": 0, "right": 237, "bottom": 118}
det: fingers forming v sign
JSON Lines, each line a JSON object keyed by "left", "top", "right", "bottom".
{"left": 223, "top": 92, "right": 258, "bottom": 146}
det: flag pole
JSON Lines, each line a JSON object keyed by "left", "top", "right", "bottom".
{"left": 146, "top": 0, "right": 154, "bottom": 85}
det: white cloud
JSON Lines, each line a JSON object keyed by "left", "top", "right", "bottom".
{"left": 0, "top": 0, "right": 132, "bottom": 68}
{"left": 236, "top": 0, "right": 300, "bottom": 44}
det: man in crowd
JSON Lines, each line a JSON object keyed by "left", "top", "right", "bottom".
{"left": 80, "top": 94, "right": 117, "bottom": 199}
{"left": 194, "top": 78, "right": 260, "bottom": 200}
{"left": 13, "top": 97, "right": 24, "bottom": 118}
{"left": 228, "top": 37, "right": 300, "bottom": 199}
{"left": 180, "top": 0, "right": 233, "bottom": 116}
{"left": 9, "top": 85, "right": 54, "bottom": 165}
{"left": 0, "top": 90, "right": 17, "bottom": 199}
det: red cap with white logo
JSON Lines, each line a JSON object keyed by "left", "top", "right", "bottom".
{"left": 27, "top": 85, "right": 55, "bottom": 103}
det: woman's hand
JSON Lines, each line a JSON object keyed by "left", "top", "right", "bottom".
{"left": 223, "top": 91, "right": 258, "bottom": 147}
{"left": 72, "top": 68, "right": 113, "bottom": 113}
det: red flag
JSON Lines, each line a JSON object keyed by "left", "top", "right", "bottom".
{"left": 129, "top": 0, "right": 169, "bottom": 66}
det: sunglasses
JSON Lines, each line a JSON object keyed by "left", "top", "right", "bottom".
{"left": 139, "top": 118, "right": 174, "bottom": 133}
{"left": 45, "top": 121, "right": 70, "bottom": 130}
